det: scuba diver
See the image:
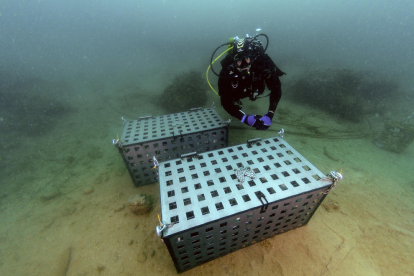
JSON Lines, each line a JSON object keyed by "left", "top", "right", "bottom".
{"left": 209, "top": 34, "right": 285, "bottom": 130}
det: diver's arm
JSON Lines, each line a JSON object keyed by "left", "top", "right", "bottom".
{"left": 264, "top": 55, "right": 284, "bottom": 114}
{"left": 267, "top": 76, "right": 282, "bottom": 114}
{"left": 218, "top": 71, "right": 245, "bottom": 120}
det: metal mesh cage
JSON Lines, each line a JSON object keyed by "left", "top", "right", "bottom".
{"left": 158, "top": 136, "right": 333, "bottom": 273}
{"left": 116, "top": 108, "right": 228, "bottom": 187}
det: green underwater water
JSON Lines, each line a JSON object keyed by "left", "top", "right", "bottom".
{"left": 0, "top": 72, "right": 413, "bottom": 275}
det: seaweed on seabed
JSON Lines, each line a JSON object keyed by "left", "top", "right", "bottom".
{"left": 373, "top": 121, "right": 414, "bottom": 153}
{"left": 159, "top": 71, "right": 208, "bottom": 113}
{"left": 0, "top": 77, "right": 74, "bottom": 137}
{"left": 287, "top": 69, "right": 399, "bottom": 122}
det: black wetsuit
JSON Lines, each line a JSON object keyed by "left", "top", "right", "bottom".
{"left": 218, "top": 53, "right": 285, "bottom": 120}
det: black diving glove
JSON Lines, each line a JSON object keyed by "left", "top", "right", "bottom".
{"left": 255, "top": 112, "right": 274, "bottom": 130}
{"left": 241, "top": 114, "right": 262, "bottom": 128}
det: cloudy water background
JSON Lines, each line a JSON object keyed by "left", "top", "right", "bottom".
{"left": 1, "top": 0, "right": 413, "bottom": 86}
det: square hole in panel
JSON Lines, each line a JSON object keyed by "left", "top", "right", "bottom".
{"left": 292, "top": 168, "right": 300, "bottom": 174}
{"left": 215, "top": 168, "right": 222, "bottom": 173}
{"left": 242, "top": 194, "right": 251, "bottom": 202}
{"left": 181, "top": 187, "right": 189, "bottom": 193}
{"left": 229, "top": 198, "right": 238, "bottom": 206}
{"left": 270, "top": 174, "right": 279, "bottom": 180}
{"left": 222, "top": 157, "right": 229, "bottom": 162}
{"left": 178, "top": 168, "right": 184, "bottom": 173}
{"left": 261, "top": 148, "right": 268, "bottom": 153}
{"left": 198, "top": 194, "right": 206, "bottom": 201}
{"left": 248, "top": 180, "right": 256, "bottom": 187}
{"left": 232, "top": 155, "right": 239, "bottom": 160}
{"left": 279, "top": 184, "right": 288, "bottom": 191}
{"left": 176, "top": 160, "right": 182, "bottom": 165}
{"left": 211, "top": 160, "right": 217, "bottom": 165}
{"left": 274, "top": 163, "right": 282, "bottom": 168}
{"left": 171, "top": 215, "right": 179, "bottom": 224}
{"left": 186, "top": 211, "right": 195, "bottom": 220}
{"left": 194, "top": 183, "right": 202, "bottom": 189}
{"left": 280, "top": 144, "right": 286, "bottom": 148}
{"left": 200, "top": 162, "right": 207, "bottom": 168}
{"left": 223, "top": 187, "right": 232, "bottom": 194}
{"left": 290, "top": 181, "right": 299, "bottom": 187}
{"left": 191, "top": 173, "right": 199, "bottom": 179}
{"left": 282, "top": 171, "right": 290, "bottom": 177}
{"left": 252, "top": 150, "right": 258, "bottom": 155}
{"left": 277, "top": 153, "right": 284, "bottom": 157}
{"left": 218, "top": 150, "right": 224, "bottom": 155}
{"left": 236, "top": 163, "right": 243, "bottom": 168}
{"left": 211, "top": 190, "right": 219, "bottom": 197}
{"left": 228, "top": 148, "right": 234, "bottom": 153}
{"left": 231, "top": 174, "right": 237, "bottom": 180}
{"left": 263, "top": 165, "right": 271, "bottom": 171}
{"left": 302, "top": 178, "right": 310, "bottom": 184}
{"left": 257, "top": 157, "right": 264, "bottom": 162}
{"left": 267, "top": 155, "right": 275, "bottom": 160}
{"left": 179, "top": 177, "right": 186, "bottom": 183}
{"left": 284, "top": 160, "right": 292, "bottom": 165}
{"left": 226, "top": 165, "right": 233, "bottom": 170}
{"left": 219, "top": 177, "right": 226, "bottom": 183}
{"left": 216, "top": 202, "right": 224, "bottom": 211}
{"left": 247, "top": 160, "right": 254, "bottom": 165}
{"left": 166, "top": 180, "right": 173, "bottom": 186}
{"left": 208, "top": 153, "right": 214, "bottom": 157}
{"left": 189, "top": 165, "right": 196, "bottom": 170}
{"left": 294, "top": 157, "right": 302, "bottom": 163}
{"left": 203, "top": 171, "right": 210, "bottom": 177}
{"left": 312, "top": 174, "right": 321, "bottom": 180}
{"left": 253, "top": 168, "right": 260, "bottom": 173}
{"left": 236, "top": 184, "right": 244, "bottom": 190}
{"left": 169, "top": 202, "right": 177, "bottom": 210}
{"left": 207, "top": 180, "right": 214, "bottom": 186}
{"left": 165, "top": 171, "right": 172, "bottom": 176}
{"left": 259, "top": 177, "right": 268, "bottom": 184}
{"left": 267, "top": 187, "right": 276, "bottom": 194}
{"left": 303, "top": 165, "right": 311, "bottom": 171}
{"left": 183, "top": 198, "right": 192, "bottom": 206}
{"left": 168, "top": 190, "right": 175, "bottom": 197}
{"left": 201, "top": 207, "right": 210, "bottom": 215}
{"left": 242, "top": 153, "right": 248, "bottom": 157}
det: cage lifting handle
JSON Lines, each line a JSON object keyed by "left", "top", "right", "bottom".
{"left": 180, "top": 151, "right": 199, "bottom": 159}
{"left": 247, "top": 137, "right": 261, "bottom": 146}
{"left": 255, "top": 191, "right": 269, "bottom": 213}
{"left": 138, "top": 115, "right": 153, "bottom": 120}
{"left": 172, "top": 129, "right": 184, "bottom": 140}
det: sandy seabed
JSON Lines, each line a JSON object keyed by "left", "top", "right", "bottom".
{"left": 0, "top": 82, "right": 413, "bottom": 276}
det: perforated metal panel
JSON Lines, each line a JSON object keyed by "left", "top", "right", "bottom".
{"left": 158, "top": 137, "right": 333, "bottom": 273}
{"left": 117, "top": 108, "right": 228, "bottom": 187}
